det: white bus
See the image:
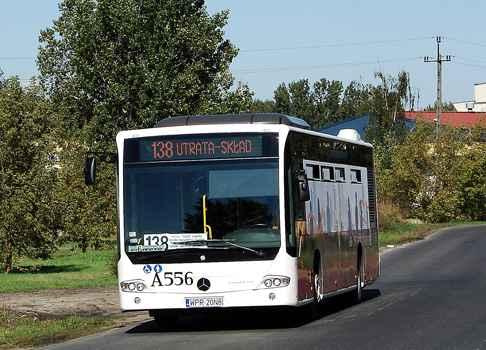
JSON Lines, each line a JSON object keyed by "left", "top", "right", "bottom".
{"left": 85, "top": 113, "right": 379, "bottom": 323}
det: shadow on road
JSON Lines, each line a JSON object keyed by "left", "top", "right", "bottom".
{"left": 126, "top": 289, "right": 381, "bottom": 334}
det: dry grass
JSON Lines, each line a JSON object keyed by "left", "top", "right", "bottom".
{"left": 378, "top": 200, "right": 406, "bottom": 231}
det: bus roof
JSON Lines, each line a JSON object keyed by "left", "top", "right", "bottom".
{"left": 155, "top": 113, "right": 311, "bottom": 130}
{"left": 154, "top": 113, "right": 371, "bottom": 148}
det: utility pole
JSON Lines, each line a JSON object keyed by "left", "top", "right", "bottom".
{"left": 424, "top": 36, "right": 452, "bottom": 137}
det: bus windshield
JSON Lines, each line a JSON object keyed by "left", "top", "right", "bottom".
{"left": 123, "top": 158, "right": 280, "bottom": 261}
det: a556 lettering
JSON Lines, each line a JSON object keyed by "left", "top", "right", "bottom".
{"left": 152, "top": 271, "right": 193, "bottom": 287}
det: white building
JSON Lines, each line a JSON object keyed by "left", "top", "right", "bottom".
{"left": 453, "top": 83, "right": 486, "bottom": 112}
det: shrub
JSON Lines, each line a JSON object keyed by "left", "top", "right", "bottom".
{"left": 378, "top": 201, "right": 405, "bottom": 231}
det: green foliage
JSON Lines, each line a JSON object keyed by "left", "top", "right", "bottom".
{"left": 377, "top": 123, "right": 486, "bottom": 223}
{"left": 273, "top": 83, "right": 291, "bottom": 113}
{"left": 250, "top": 99, "right": 275, "bottom": 113}
{"left": 37, "top": 0, "right": 247, "bottom": 252}
{"left": 0, "top": 78, "right": 59, "bottom": 272}
{"left": 377, "top": 200, "right": 405, "bottom": 231}
{"left": 457, "top": 143, "right": 486, "bottom": 220}
{"left": 338, "top": 81, "right": 372, "bottom": 119}
{"left": 54, "top": 137, "right": 117, "bottom": 251}
{"left": 379, "top": 222, "right": 451, "bottom": 247}
{"left": 255, "top": 71, "right": 414, "bottom": 132}
{"left": 365, "top": 71, "right": 411, "bottom": 144}
{"left": 202, "top": 82, "right": 254, "bottom": 114}
{"left": 38, "top": 0, "right": 241, "bottom": 151}
{"left": 271, "top": 78, "right": 347, "bottom": 128}
{"left": 312, "top": 78, "right": 343, "bottom": 126}
{"left": 424, "top": 101, "right": 456, "bottom": 112}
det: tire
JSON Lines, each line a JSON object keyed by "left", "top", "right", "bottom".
{"left": 309, "top": 254, "right": 323, "bottom": 318}
{"left": 355, "top": 269, "right": 363, "bottom": 302}
{"left": 313, "top": 268, "right": 323, "bottom": 304}
{"left": 354, "top": 251, "right": 364, "bottom": 303}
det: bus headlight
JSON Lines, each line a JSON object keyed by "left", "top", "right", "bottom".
{"left": 259, "top": 275, "right": 290, "bottom": 289}
{"left": 264, "top": 279, "right": 273, "bottom": 288}
{"left": 120, "top": 279, "right": 146, "bottom": 292}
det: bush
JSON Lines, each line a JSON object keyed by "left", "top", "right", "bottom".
{"left": 378, "top": 201, "right": 405, "bottom": 231}
{"left": 376, "top": 123, "right": 486, "bottom": 223}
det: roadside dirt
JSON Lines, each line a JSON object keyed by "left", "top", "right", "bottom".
{"left": 0, "top": 288, "right": 148, "bottom": 323}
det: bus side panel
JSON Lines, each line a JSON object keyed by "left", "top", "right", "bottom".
{"left": 285, "top": 130, "right": 379, "bottom": 302}
{"left": 304, "top": 162, "right": 371, "bottom": 291}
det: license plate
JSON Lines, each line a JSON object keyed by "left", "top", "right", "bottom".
{"left": 185, "top": 296, "right": 224, "bottom": 308}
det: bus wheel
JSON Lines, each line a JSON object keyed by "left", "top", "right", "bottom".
{"left": 309, "top": 254, "right": 323, "bottom": 319}
{"left": 355, "top": 269, "right": 362, "bottom": 302}
{"left": 354, "top": 246, "right": 363, "bottom": 303}
{"left": 312, "top": 253, "right": 323, "bottom": 304}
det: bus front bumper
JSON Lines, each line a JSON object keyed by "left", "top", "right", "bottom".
{"left": 120, "top": 287, "right": 298, "bottom": 311}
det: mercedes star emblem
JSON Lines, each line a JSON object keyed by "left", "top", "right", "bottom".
{"left": 197, "top": 278, "right": 211, "bottom": 291}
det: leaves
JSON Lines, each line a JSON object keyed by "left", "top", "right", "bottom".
{"left": 38, "top": 0, "right": 241, "bottom": 152}
{"left": 34, "top": 0, "right": 248, "bottom": 254}
{"left": 377, "top": 123, "right": 486, "bottom": 222}
{"left": 0, "top": 78, "right": 59, "bottom": 271}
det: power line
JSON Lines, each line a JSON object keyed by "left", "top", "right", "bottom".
{"left": 424, "top": 36, "right": 452, "bottom": 137}
{"left": 447, "top": 37, "right": 486, "bottom": 48}
{"left": 454, "top": 60, "right": 486, "bottom": 70}
{"left": 454, "top": 56, "right": 486, "bottom": 64}
{"left": 239, "top": 36, "right": 433, "bottom": 53}
{"left": 235, "top": 56, "right": 421, "bottom": 75}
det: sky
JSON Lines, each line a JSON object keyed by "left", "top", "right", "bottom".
{"left": 2, "top": 1, "right": 486, "bottom": 109}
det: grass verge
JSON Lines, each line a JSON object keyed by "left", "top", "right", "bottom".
{"left": 0, "top": 309, "right": 120, "bottom": 349}
{"left": 379, "top": 221, "right": 486, "bottom": 248}
{"left": 0, "top": 245, "right": 117, "bottom": 293}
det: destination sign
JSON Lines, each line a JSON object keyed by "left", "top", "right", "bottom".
{"left": 124, "top": 134, "right": 278, "bottom": 163}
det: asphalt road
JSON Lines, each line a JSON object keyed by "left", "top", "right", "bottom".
{"left": 47, "top": 225, "right": 486, "bottom": 350}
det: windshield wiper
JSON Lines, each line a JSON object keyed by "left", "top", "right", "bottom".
{"left": 178, "top": 239, "right": 264, "bottom": 256}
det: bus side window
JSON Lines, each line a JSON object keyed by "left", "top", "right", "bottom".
{"left": 305, "top": 164, "right": 320, "bottom": 180}
{"left": 335, "top": 167, "right": 346, "bottom": 182}
{"left": 351, "top": 169, "right": 362, "bottom": 183}
{"left": 321, "top": 166, "right": 334, "bottom": 182}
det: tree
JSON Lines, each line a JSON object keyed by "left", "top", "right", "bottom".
{"left": 287, "top": 79, "right": 314, "bottom": 122}
{"left": 203, "top": 82, "right": 254, "bottom": 114}
{"left": 312, "top": 79, "right": 343, "bottom": 127}
{"left": 378, "top": 123, "right": 485, "bottom": 222}
{"left": 274, "top": 83, "right": 291, "bottom": 114}
{"left": 0, "top": 78, "right": 59, "bottom": 272}
{"left": 38, "top": 0, "right": 244, "bottom": 249}
{"left": 338, "top": 81, "right": 371, "bottom": 119}
{"left": 250, "top": 99, "right": 275, "bottom": 113}
{"left": 457, "top": 142, "right": 486, "bottom": 221}
{"left": 38, "top": 0, "right": 240, "bottom": 151}
{"left": 424, "top": 101, "right": 456, "bottom": 112}
{"left": 365, "top": 71, "right": 411, "bottom": 145}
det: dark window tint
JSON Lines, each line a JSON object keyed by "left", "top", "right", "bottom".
{"left": 321, "top": 166, "right": 334, "bottom": 181}
{"left": 335, "top": 167, "right": 345, "bottom": 182}
{"left": 351, "top": 169, "right": 362, "bottom": 183}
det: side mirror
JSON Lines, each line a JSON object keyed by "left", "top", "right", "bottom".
{"left": 297, "top": 171, "right": 310, "bottom": 202}
{"left": 84, "top": 156, "right": 96, "bottom": 185}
